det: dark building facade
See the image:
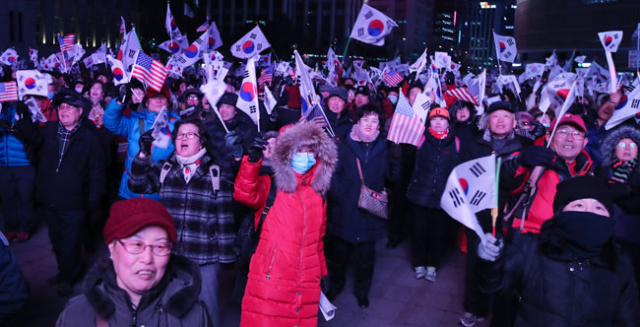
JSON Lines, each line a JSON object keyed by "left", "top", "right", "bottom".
{"left": 515, "top": 0, "right": 640, "bottom": 69}
{"left": 0, "top": 0, "right": 140, "bottom": 57}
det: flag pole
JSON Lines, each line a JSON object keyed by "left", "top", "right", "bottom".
{"left": 492, "top": 29, "right": 503, "bottom": 76}
{"left": 341, "top": 37, "right": 352, "bottom": 65}
{"left": 492, "top": 154, "right": 502, "bottom": 238}
{"left": 637, "top": 23, "right": 639, "bottom": 77}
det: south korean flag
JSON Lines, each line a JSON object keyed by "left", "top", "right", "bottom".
{"left": 440, "top": 154, "right": 497, "bottom": 243}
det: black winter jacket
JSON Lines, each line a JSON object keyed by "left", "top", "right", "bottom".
{"left": 56, "top": 255, "right": 211, "bottom": 327}
{"left": 328, "top": 130, "right": 400, "bottom": 243}
{"left": 16, "top": 120, "right": 106, "bottom": 210}
{"left": 478, "top": 233, "right": 640, "bottom": 327}
{"left": 406, "top": 131, "right": 461, "bottom": 208}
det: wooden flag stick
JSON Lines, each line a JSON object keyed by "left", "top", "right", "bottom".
{"left": 492, "top": 156, "right": 502, "bottom": 237}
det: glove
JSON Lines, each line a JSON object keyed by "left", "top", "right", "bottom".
{"left": 117, "top": 85, "right": 131, "bottom": 104}
{"left": 477, "top": 233, "right": 503, "bottom": 262}
{"left": 518, "top": 146, "right": 557, "bottom": 168}
{"left": 224, "top": 131, "right": 239, "bottom": 148}
{"left": 0, "top": 119, "right": 14, "bottom": 133}
{"left": 16, "top": 101, "right": 30, "bottom": 117}
{"left": 224, "top": 131, "right": 243, "bottom": 158}
{"left": 138, "top": 130, "right": 155, "bottom": 156}
{"left": 245, "top": 136, "right": 268, "bottom": 163}
{"left": 529, "top": 121, "right": 546, "bottom": 140}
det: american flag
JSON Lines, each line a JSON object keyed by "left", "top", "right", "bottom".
{"left": 299, "top": 103, "right": 335, "bottom": 137}
{"left": 131, "top": 50, "right": 169, "bottom": 92}
{"left": 120, "top": 16, "right": 126, "bottom": 34}
{"left": 383, "top": 69, "right": 403, "bottom": 87}
{"left": 0, "top": 82, "right": 18, "bottom": 103}
{"left": 387, "top": 91, "right": 425, "bottom": 146}
{"left": 58, "top": 34, "right": 75, "bottom": 53}
{"left": 196, "top": 21, "right": 210, "bottom": 32}
{"left": 258, "top": 65, "right": 273, "bottom": 86}
{"left": 445, "top": 87, "right": 478, "bottom": 105}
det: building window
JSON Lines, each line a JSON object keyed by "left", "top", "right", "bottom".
{"left": 9, "top": 11, "right": 15, "bottom": 42}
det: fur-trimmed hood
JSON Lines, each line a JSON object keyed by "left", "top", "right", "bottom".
{"left": 82, "top": 254, "right": 202, "bottom": 319}
{"left": 272, "top": 122, "right": 338, "bottom": 194}
{"left": 600, "top": 125, "right": 640, "bottom": 167}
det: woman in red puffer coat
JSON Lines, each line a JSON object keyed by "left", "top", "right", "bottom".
{"left": 234, "top": 122, "right": 338, "bottom": 327}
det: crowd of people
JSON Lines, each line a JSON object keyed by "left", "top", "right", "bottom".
{"left": 1, "top": 40, "right": 640, "bottom": 327}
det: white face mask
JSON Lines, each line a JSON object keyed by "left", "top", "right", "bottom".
{"left": 75, "top": 86, "right": 84, "bottom": 93}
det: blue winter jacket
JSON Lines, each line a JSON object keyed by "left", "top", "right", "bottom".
{"left": 0, "top": 103, "right": 31, "bottom": 167}
{"left": 103, "top": 99, "right": 178, "bottom": 199}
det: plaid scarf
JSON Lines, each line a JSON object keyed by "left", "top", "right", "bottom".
{"left": 610, "top": 157, "right": 638, "bottom": 184}
{"left": 56, "top": 121, "right": 81, "bottom": 172}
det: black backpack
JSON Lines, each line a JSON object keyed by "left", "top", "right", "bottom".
{"left": 234, "top": 179, "right": 278, "bottom": 270}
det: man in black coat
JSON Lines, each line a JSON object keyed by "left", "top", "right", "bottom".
{"left": 16, "top": 89, "right": 106, "bottom": 296}
{"left": 459, "top": 101, "right": 532, "bottom": 327}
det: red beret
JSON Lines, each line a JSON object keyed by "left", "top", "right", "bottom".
{"left": 103, "top": 198, "right": 177, "bottom": 245}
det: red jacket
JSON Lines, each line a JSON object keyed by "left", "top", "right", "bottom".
{"left": 235, "top": 122, "right": 337, "bottom": 327}
{"left": 508, "top": 150, "right": 593, "bottom": 234}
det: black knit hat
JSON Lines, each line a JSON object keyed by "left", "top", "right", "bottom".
{"left": 553, "top": 175, "right": 614, "bottom": 215}
{"left": 487, "top": 101, "right": 516, "bottom": 114}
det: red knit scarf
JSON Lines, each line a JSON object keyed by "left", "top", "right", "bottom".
{"left": 429, "top": 127, "right": 449, "bottom": 140}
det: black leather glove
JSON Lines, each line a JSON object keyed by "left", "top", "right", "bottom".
{"left": 245, "top": 136, "right": 268, "bottom": 163}
{"left": 518, "top": 146, "right": 557, "bottom": 168}
{"left": 117, "top": 84, "right": 131, "bottom": 104}
{"left": 138, "top": 129, "right": 155, "bottom": 156}
{"left": 16, "top": 101, "right": 30, "bottom": 117}
{"left": 529, "top": 121, "right": 546, "bottom": 140}
{"left": 0, "top": 119, "right": 14, "bottom": 133}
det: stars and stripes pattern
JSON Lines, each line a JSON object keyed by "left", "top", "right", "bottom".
{"left": 445, "top": 87, "right": 478, "bottom": 105}
{"left": 299, "top": 103, "right": 335, "bottom": 137}
{"left": 258, "top": 65, "right": 273, "bottom": 86}
{"left": 383, "top": 69, "right": 403, "bottom": 87}
{"left": 58, "top": 34, "right": 76, "bottom": 53}
{"left": 131, "top": 50, "right": 169, "bottom": 92}
{"left": 0, "top": 82, "right": 18, "bottom": 102}
{"left": 387, "top": 91, "right": 425, "bottom": 146}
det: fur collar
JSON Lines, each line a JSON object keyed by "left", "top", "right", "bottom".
{"left": 600, "top": 125, "right": 640, "bottom": 167}
{"left": 272, "top": 123, "right": 338, "bottom": 194}
{"left": 82, "top": 255, "right": 202, "bottom": 318}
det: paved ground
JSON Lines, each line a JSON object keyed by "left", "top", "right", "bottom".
{"left": 5, "top": 225, "right": 491, "bottom": 327}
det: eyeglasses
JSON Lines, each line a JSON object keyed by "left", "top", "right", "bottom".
{"left": 618, "top": 142, "right": 637, "bottom": 148}
{"left": 187, "top": 95, "right": 199, "bottom": 100}
{"left": 556, "top": 129, "right": 585, "bottom": 140}
{"left": 176, "top": 132, "right": 200, "bottom": 140}
{"left": 117, "top": 239, "right": 172, "bottom": 256}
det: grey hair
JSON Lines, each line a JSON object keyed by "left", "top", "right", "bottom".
{"left": 478, "top": 111, "right": 518, "bottom": 142}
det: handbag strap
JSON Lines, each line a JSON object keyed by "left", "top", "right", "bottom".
{"left": 355, "top": 157, "right": 365, "bottom": 184}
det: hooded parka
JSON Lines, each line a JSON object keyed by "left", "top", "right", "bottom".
{"left": 234, "top": 122, "right": 337, "bottom": 327}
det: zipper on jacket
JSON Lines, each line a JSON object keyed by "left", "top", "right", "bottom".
{"left": 266, "top": 246, "right": 278, "bottom": 280}
{"left": 298, "top": 191, "right": 307, "bottom": 286}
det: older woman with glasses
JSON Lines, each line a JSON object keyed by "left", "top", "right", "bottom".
{"left": 127, "top": 118, "right": 235, "bottom": 327}
{"left": 56, "top": 197, "right": 211, "bottom": 326}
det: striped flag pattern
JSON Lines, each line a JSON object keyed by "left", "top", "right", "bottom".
{"left": 258, "top": 65, "right": 273, "bottom": 86}
{"left": 131, "top": 50, "right": 169, "bottom": 92}
{"left": 58, "top": 34, "right": 75, "bottom": 52}
{"left": 299, "top": 103, "right": 335, "bottom": 137}
{"left": 445, "top": 87, "right": 478, "bottom": 105}
{"left": 0, "top": 82, "right": 18, "bottom": 102}
{"left": 387, "top": 91, "right": 425, "bottom": 146}
{"left": 383, "top": 69, "right": 403, "bottom": 87}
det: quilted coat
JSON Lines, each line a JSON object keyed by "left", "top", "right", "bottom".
{"left": 234, "top": 123, "right": 338, "bottom": 327}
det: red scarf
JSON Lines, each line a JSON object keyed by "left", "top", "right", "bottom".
{"left": 429, "top": 127, "right": 449, "bottom": 140}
